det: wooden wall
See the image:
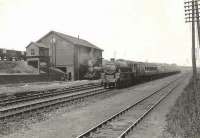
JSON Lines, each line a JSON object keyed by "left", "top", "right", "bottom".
{"left": 26, "top": 43, "right": 39, "bottom": 56}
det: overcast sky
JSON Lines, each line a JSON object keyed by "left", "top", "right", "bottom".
{"left": 0, "top": 0, "right": 196, "bottom": 66}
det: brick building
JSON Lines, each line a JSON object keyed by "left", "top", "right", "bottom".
{"left": 26, "top": 31, "right": 103, "bottom": 80}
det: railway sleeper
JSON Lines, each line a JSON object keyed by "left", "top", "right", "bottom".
{"left": 0, "top": 89, "right": 109, "bottom": 120}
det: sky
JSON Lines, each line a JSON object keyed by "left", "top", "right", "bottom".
{"left": 0, "top": 0, "right": 196, "bottom": 66}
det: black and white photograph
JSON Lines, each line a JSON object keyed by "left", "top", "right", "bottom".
{"left": 0, "top": 0, "right": 199, "bottom": 138}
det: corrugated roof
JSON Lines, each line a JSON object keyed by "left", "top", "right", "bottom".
{"left": 53, "top": 31, "right": 103, "bottom": 51}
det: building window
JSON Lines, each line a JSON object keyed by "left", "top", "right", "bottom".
{"left": 31, "top": 49, "right": 35, "bottom": 55}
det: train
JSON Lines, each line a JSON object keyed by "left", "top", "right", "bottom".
{"left": 101, "top": 59, "right": 180, "bottom": 89}
{"left": 0, "top": 49, "right": 26, "bottom": 61}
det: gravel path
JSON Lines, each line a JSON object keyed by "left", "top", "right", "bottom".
{"left": 2, "top": 74, "right": 182, "bottom": 138}
{"left": 126, "top": 73, "right": 191, "bottom": 138}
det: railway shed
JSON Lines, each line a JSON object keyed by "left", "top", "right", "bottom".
{"left": 26, "top": 31, "right": 103, "bottom": 81}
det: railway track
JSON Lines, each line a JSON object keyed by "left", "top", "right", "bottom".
{"left": 0, "top": 86, "right": 111, "bottom": 120}
{"left": 76, "top": 74, "right": 185, "bottom": 138}
{"left": 0, "top": 74, "right": 177, "bottom": 121}
{"left": 0, "top": 83, "right": 101, "bottom": 107}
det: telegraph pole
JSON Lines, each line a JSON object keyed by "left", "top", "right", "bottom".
{"left": 196, "top": 1, "right": 200, "bottom": 47}
{"left": 192, "top": 0, "right": 198, "bottom": 92}
{"left": 184, "top": 0, "right": 199, "bottom": 92}
{"left": 195, "top": 1, "right": 200, "bottom": 70}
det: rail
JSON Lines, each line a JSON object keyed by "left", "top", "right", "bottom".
{"left": 76, "top": 74, "right": 185, "bottom": 138}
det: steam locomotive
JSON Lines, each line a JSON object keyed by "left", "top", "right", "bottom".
{"left": 101, "top": 59, "right": 180, "bottom": 89}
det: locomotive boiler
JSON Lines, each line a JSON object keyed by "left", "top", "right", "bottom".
{"left": 101, "top": 59, "right": 135, "bottom": 88}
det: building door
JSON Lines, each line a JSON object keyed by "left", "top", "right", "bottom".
{"left": 67, "top": 66, "right": 74, "bottom": 81}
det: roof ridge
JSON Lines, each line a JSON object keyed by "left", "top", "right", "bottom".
{"left": 52, "top": 31, "right": 103, "bottom": 51}
{"left": 26, "top": 41, "right": 49, "bottom": 48}
{"left": 52, "top": 31, "right": 76, "bottom": 45}
{"left": 36, "top": 30, "right": 103, "bottom": 51}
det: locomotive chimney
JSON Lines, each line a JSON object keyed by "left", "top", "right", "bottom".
{"left": 110, "top": 58, "right": 115, "bottom": 62}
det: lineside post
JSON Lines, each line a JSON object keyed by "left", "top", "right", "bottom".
{"left": 184, "top": 0, "right": 199, "bottom": 92}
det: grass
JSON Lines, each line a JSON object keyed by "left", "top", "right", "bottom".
{"left": 165, "top": 75, "right": 200, "bottom": 138}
